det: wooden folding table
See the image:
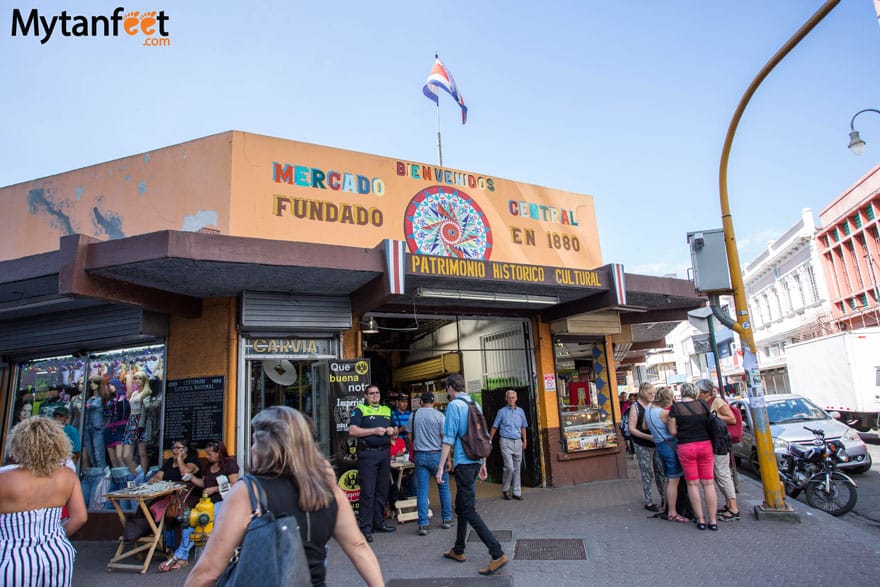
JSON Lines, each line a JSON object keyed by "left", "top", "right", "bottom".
{"left": 105, "top": 481, "right": 185, "bottom": 574}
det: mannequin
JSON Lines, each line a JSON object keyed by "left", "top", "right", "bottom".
{"left": 83, "top": 376, "right": 106, "bottom": 469}
{"left": 122, "top": 370, "right": 152, "bottom": 476}
{"left": 103, "top": 378, "right": 129, "bottom": 469}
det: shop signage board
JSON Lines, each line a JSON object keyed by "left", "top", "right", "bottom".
{"left": 163, "top": 376, "right": 224, "bottom": 448}
{"left": 328, "top": 359, "right": 371, "bottom": 511}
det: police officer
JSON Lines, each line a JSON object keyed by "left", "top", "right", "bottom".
{"left": 349, "top": 384, "right": 397, "bottom": 542}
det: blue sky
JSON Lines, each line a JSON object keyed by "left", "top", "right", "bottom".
{"left": 2, "top": 1, "right": 879, "bottom": 277}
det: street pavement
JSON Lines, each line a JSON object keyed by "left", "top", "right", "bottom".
{"left": 71, "top": 457, "right": 880, "bottom": 587}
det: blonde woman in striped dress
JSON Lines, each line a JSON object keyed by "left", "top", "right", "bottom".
{"left": 0, "top": 417, "right": 87, "bottom": 586}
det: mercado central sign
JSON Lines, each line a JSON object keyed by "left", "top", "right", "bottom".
{"left": 407, "top": 253, "right": 604, "bottom": 288}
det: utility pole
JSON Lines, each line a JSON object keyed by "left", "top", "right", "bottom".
{"left": 717, "top": 0, "right": 840, "bottom": 517}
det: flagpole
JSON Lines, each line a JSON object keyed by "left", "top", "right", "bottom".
{"left": 436, "top": 101, "right": 444, "bottom": 168}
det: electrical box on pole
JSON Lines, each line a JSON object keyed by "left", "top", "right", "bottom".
{"left": 687, "top": 229, "right": 733, "bottom": 294}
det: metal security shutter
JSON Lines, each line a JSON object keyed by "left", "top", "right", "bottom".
{"left": 241, "top": 291, "right": 351, "bottom": 332}
{"left": 0, "top": 304, "right": 167, "bottom": 358}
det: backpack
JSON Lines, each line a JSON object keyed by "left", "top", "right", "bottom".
{"left": 701, "top": 400, "right": 733, "bottom": 456}
{"left": 216, "top": 475, "right": 312, "bottom": 587}
{"left": 619, "top": 403, "right": 632, "bottom": 440}
{"left": 453, "top": 396, "right": 492, "bottom": 460}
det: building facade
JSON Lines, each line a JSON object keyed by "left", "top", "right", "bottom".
{"left": 742, "top": 208, "right": 834, "bottom": 394}
{"left": 816, "top": 164, "right": 880, "bottom": 331}
{"left": 0, "top": 132, "right": 703, "bottom": 536}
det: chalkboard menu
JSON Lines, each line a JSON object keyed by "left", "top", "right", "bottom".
{"left": 163, "top": 376, "right": 224, "bottom": 448}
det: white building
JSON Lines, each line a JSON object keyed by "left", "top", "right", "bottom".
{"left": 742, "top": 208, "right": 834, "bottom": 394}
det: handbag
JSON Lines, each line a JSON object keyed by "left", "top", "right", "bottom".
{"left": 149, "top": 495, "right": 172, "bottom": 524}
{"left": 165, "top": 487, "right": 193, "bottom": 521}
{"left": 216, "top": 475, "right": 312, "bottom": 587}
{"left": 702, "top": 400, "right": 732, "bottom": 456}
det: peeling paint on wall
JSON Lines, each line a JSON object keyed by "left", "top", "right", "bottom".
{"left": 75, "top": 186, "right": 84, "bottom": 201}
{"left": 143, "top": 153, "right": 151, "bottom": 163}
{"left": 137, "top": 180, "right": 147, "bottom": 195}
{"left": 92, "top": 197, "right": 125, "bottom": 239}
{"left": 27, "top": 188, "right": 75, "bottom": 235}
{"left": 124, "top": 175, "right": 130, "bottom": 183}
{"left": 182, "top": 210, "right": 218, "bottom": 232}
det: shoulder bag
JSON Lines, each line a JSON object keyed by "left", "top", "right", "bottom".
{"left": 701, "top": 399, "right": 732, "bottom": 455}
{"left": 215, "top": 475, "right": 312, "bottom": 587}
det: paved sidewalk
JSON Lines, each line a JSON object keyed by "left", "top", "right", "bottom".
{"left": 72, "top": 471, "right": 880, "bottom": 586}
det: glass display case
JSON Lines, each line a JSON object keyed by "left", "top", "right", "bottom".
{"left": 555, "top": 343, "right": 618, "bottom": 452}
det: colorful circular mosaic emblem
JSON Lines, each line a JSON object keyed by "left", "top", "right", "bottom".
{"left": 404, "top": 186, "right": 492, "bottom": 259}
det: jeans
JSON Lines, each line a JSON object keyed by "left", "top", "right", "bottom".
{"left": 414, "top": 451, "right": 452, "bottom": 527}
{"left": 452, "top": 463, "right": 503, "bottom": 559}
{"left": 81, "top": 467, "right": 105, "bottom": 511}
{"left": 83, "top": 426, "right": 106, "bottom": 469}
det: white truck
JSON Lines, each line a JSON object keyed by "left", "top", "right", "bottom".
{"left": 785, "top": 328, "right": 880, "bottom": 431}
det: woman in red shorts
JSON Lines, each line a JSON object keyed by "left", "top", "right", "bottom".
{"left": 667, "top": 382, "right": 718, "bottom": 531}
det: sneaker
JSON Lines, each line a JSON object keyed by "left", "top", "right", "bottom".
{"left": 443, "top": 549, "right": 466, "bottom": 563}
{"left": 479, "top": 554, "right": 508, "bottom": 575}
{"left": 363, "top": 533, "right": 373, "bottom": 543}
{"left": 418, "top": 526, "right": 430, "bottom": 536}
{"left": 718, "top": 510, "right": 741, "bottom": 521}
{"left": 441, "top": 519, "right": 455, "bottom": 529}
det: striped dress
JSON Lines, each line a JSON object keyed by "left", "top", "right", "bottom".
{"left": 0, "top": 507, "right": 75, "bottom": 586}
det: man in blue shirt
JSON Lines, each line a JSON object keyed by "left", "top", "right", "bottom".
{"left": 53, "top": 406, "right": 81, "bottom": 466}
{"left": 436, "top": 374, "right": 507, "bottom": 576}
{"left": 489, "top": 389, "right": 528, "bottom": 501}
{"left": 391, "top": 395, "right": 414, "bottom": 499}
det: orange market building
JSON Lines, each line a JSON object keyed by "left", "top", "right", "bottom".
{"left": 0, "top": 131, "right": 702, "bottom": 533}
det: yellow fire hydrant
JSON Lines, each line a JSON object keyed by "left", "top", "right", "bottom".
{"left": 181, "top": 492, "right": 214, "bottom": 546}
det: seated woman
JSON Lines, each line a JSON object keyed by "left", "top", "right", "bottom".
{"left": 0, "top": 417, "right": 88, "bottom": 586}
{"left": 185, "top": 406, "right": 384, "bottom": 587}
{"left": 159, "top": 440, "right": 240, "bottom": 573}
{"left": 149, "top": 439, "right": 200, "bottom": 484}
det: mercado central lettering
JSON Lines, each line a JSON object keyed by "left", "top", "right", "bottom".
{"left": 409, "top": 255, "right": 602, "bottom": 288}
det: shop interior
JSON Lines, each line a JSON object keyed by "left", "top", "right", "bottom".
{"left": 361, "top": 313, "right": 541, "bottom": 486}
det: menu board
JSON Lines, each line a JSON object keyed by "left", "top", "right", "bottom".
{"left": 163, "top": 376, "right": 224, "bottom": 448}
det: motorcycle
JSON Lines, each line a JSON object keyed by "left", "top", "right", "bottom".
{"left": 779, "top": 426, "right": 858, "bottom": 517}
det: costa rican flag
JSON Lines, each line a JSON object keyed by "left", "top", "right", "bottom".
{"left": 423, "top": 55, "right": 468, "bottom": 124}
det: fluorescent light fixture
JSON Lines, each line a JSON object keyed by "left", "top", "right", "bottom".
{"left": 362, "top": 316, "right": 379, "bottom": 334}
{"left": 416, "top": 287, "right": 559, "bottom": 305}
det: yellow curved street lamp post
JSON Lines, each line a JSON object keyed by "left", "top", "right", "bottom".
{"left": 719, "top": 0, "right": 840, "bottom": 513}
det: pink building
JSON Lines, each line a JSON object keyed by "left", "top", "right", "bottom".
{"left": 817, "top": 164, "right": 880, "bottom": 330}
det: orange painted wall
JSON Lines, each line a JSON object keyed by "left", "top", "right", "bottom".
{"left": 166, "top": 297, "right": 238, "bottom": 452}
{"left": 228, "top": 132, "right": 602, "bottom": 269}
{"left": 0, "top": 133, "right": 233, "bottom": 261}
{"left": 1, "top": 130, "right": 602, "bottom": 271}
{"left": 532, "top": 318, "right": 560, "bottom": 429}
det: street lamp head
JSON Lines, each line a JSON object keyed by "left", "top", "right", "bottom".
{"left": 848, "top": 130, "right": 866, "bottom": 156}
